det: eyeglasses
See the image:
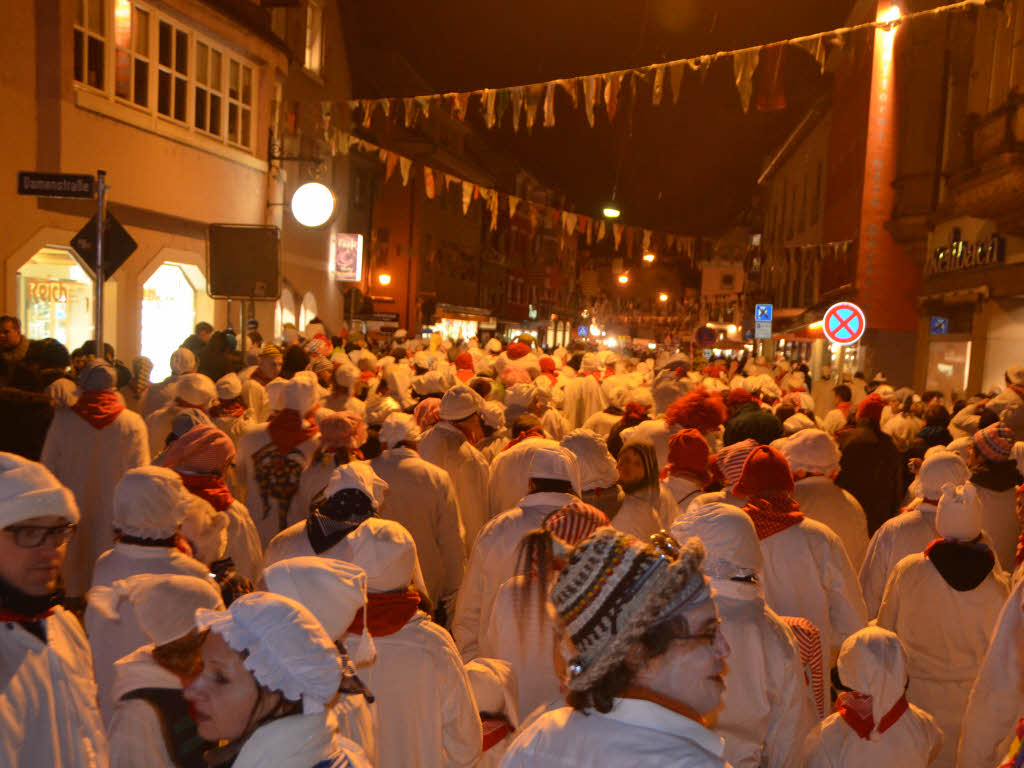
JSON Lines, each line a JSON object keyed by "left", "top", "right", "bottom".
{"left": 5, "top": 523, "right": 77, "bottom": 549}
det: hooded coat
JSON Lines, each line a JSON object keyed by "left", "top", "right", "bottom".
{"left": 487, "top": 437, "right": 560, "bottom": 521}
{"left": 0, "top": 606, "right": 109, "bottom": 768}
{"left": 41, "top": 403, "right": 150, "bottom": 596}
{"left": 560, "top": 374, "right": 607, "bottom": 429}
{"left": 792, "top": 476, "right": 870, "bottom": 570}
{"left": 419, "top": 421, "right": 490, "bottom": 555}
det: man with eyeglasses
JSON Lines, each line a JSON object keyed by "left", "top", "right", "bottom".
{"left": 0, "top": 452, "right": 109, "bottom": 767}
{"left": 501, "top": 528, "right": 731, "bottom": 767}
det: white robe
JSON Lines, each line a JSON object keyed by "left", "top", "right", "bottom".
{"left": 233, "top": 712, "right": 370, "bottom": 768}
{"left": 347, "top": 612, "right": 481, "bottom": 768}
{"left": 793, "top": 476, "right": 870, "bottom": 570}
{"left": 712, "top": 580, "right": 817, "bottom": 768}
{"left": 957, "top": 576, "right": 1024, "bottom": 767}
{"left": 877, "top": 553, "right": 1007, "bottom": 768}
{"left": 453, "top": 491, "right": 578, "bottom": 661}
{"left": 0, "top": 607, "right": 109, "bottom": 768}
{"left": 759, "top": 518, "right": 868, "bottom": 672}
{"left": 500, "top": 699, "right": 727, "bottom": 767}
{"left": 221, "top": 498, "right": 264, "bottom": 584}
{"left": 107, "top": 646, "right": 187, "bottom": 768}
{"left": 662, "top": 475, "right": 704, "bottom": 514}
{"left": 883, "top": 413, "right": 924, "bottom": 453}
{"left": 973, "top": 484, "right": 1019, "bottom": 571}
{"left": 419, "top": 421, "right": 490, "bottom": 555}
{"left": 289, "top": 453, "right": 336, "bottom": 530}
{"left": 140, "top": 376, "right": 178, "bottom": 417}
{"left": 803, "top": 704, "right": 942, "bottom": 768}
{"left": 323, "top": 393, "right": 367, "bottom": 417}
{"left": 370, "top": 446, "right": 467, "bottom": 607}
{"left": 487, "top": 437, "right": 559, "bottom": 521}
{"left": 482, "top": 574, "right": 562, "bottom": 719}
{"left": 212, "top": 412, "right": 257, "bottom": 500}
{"left": 581, "top": 410, "right": 621, "bottom": 439}
{"left": 86, "top": 543, "right": 214, "bottom": 725}
{"left": 539, "top": 408, "right": 570, "bottom": 441}
{"left": 236, "top": 424, "right": 320, "bottom": 547}
{"left": 561, "top": 375, "right": 607, "bottom": 429}
{"left": 41, "top": 406, "right": 150, "bottom": 596}
{"left": 617, "top": 486, "right": 678, "bottom": 532}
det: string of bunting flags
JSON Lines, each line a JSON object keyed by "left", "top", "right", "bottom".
{"left": 335, "top": 131, "right": 701, "bottom": 262}
{"left": 348, "top": 0, "right": 987, "bottom": 131}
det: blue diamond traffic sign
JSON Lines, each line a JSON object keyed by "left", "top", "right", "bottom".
{"left": 755, "top": 303, "right": 773, "bottom": 322}
{"left": 930, "top": 316, "right": 949, "bottom": 335}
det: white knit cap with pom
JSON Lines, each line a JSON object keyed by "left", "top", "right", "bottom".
{"left": 0, "top": 452, "right": 79, "bottom": 528}
{"left": 936, "top": 482, "right": 983, "bottom": 541}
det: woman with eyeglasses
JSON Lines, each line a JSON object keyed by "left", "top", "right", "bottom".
{"left": 501, "top": 528, "right": 731, "bottom": 767}
{"left": 0, "top": 452, "right": 108, "bottom": 768}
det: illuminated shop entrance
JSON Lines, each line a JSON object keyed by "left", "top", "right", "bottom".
{"left": 16, "top": 247, "right": 94, "bottom": 352}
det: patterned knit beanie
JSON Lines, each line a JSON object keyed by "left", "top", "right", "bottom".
{"left": 551, "top": 528, "right": 710, "bottom": 691}
{"left": 973, "top": 422, "right": 1014, "bottom": 462}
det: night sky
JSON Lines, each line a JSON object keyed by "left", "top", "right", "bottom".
{"left": 338, "top": 0, "right": 859, "bottom": 237}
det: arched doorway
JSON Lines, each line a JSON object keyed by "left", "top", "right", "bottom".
{"left": 274, "top": 287, "right": 296, "bottom": 342}
{"left": 16, "top": 247, "right": 95, "bottom": 352}
{"left": 299, "top": 291, "right": 318, "bottom": 333}
{"left": 141, "top": 263, "right": 200, "bottom": 380}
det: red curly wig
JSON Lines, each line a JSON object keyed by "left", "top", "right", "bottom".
{"left": 665, "top": 388, "right": 728, "bottom": 433}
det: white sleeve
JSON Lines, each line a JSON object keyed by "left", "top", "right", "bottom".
{"left": 436, "top": 473, "right": 467, "bottom": 605}
{"left": 452, "top": 527, "right": 491, "bottom": 661}
{"left": 108, "top": 699, "right": 174, "bottom": 768}
{"left": 859, "top": 528, "right": 892, "bottom": 619}
{"left": 820, "top": 526, "right": 868, "bottom": 653}
{"left": 441, "top": 644, "right": 483, "bottom": 767}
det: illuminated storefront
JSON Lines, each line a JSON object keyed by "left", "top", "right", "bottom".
{"left": 16, "top": 247, "right": 94, "bottom": 352}
{"left": 141, "top": 263, "right": 203, "bottom": 380}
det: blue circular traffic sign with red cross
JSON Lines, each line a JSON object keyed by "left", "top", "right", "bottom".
{"left": 822, "top": 302, "right": 866, "bottom": 346}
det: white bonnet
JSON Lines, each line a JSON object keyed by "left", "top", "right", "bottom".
{"left": 112, "top": 466, "right": 194, "bottom": 539}
{"left": 777, "top": 429, "right": 840, "bottom": 475}
{"left": 0, "top": 452, "right": 79, "bottom": 527}
{"left": 170, "top": 347, "right": 197, "bottom": 376}
{"left": 560, "top": 429, "right": 618, "bottom": 492}
{"left": 334, "top": 364, "right": 358, "bottom": 389}
{"left": 88, "top": 573, "right": 222, "bottom": 647}
{"left": 324, "top": 461, "right": 388, "bottom": 509}
{"left": 916, "top": 450, "right": 970, "bottom": 500}
{"left": 195, "top": 592, "right": 342, "bottom": 713}
{"left": 263, "top": 556, "right": 375, "bottom": 664}
{"left": 364, "top": 395, "right": 402, "bottom": 426}
{"left": 330, "top": 518, "right": 424, "bottom": 595}
{"left": 671, "top": 501, "right": 763, "bottom": 578}
{"left": 267, "top": 372, "right": 319, "bottom": 415}
{"left": 215, "top": 373, "right": 242, "bottom": 401}
{"left": 440, "top": 384, "right": 483, "bottom": 422}
{"left": 936, "top": 482, "right": 983, "bottom": 541}
{"left": 480, "top": 400, "right": 506, "bottom": 430}
{"left": 176, "top": 373, "right": 217, "bottom": 407}
{"left": 528, "top": 444, "right": 581, "bottom": 492}
{"left": 836, "top": 627, "right": 909, "bottom": 741}
{"left": 505, "top": 384, "right": 539, "bottom": 410}
{"left": 380, "top": 412, "right": 421, "bottom": 447}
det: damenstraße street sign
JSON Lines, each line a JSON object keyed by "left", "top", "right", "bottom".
{"left": 18, "top": 171, "right": 95, "bottom": 199}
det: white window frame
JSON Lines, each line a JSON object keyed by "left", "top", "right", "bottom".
{"left": 304, "top": 0, "right": 324, "bottom": 76}
{"left": 72, "top": 0, "right": 260, "bottom": 158}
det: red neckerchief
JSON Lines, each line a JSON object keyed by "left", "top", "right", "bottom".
{"left": 210, "top": 399, "right": 246, "bottom": 418}
{"left": 502, "top": 427, "right": 546, "bottom": 452}
{"left": 837, "top": 401, "right": 852, "bottom": 418}
{"left": 674, "top": 366, "right": 687, "bottom": 379}
{"left": 456, "top": 369, "right": 475, "bottom": 383}
{"left": 174, "top": 397, "right": 207, "bottom": 410}
{"left": 347, "top": 590, "right": 421, "bottom": 636}
{"left": 0, "top": 607, "right": 54, "bottom": 623}
{"left": 837, "top": 690, "right": 909, "bottom": 739}
{"left": 539, "top": 371, "right": 558, "bottom": 385}
{"left": 267, "top": 409, "right": 319, "bottom": 454}
{"left": 178, "top": 473, "right": 235, "bottom": 512}
{"left": 481, "top": 716, "right": 514, "bottom": 751}
{"left": 359, "top": 370, "right": 376, "bottom": 382}
{"left": 71, "top": 390, "right": 125, "bottom": 429}
{"left": 620, "top": 685, "right": 708, "bottom": 727}
{"left": 742, "top": 494, "right": 804, "bottom": 540}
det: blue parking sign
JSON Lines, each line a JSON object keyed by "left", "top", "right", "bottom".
{"left": 930, "top": 316, "right": 948, "bottom": 335}
{"left": 755, "top": 304, "right": 773, "bottom": 322}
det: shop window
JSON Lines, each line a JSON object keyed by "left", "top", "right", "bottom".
{"left": 141, "top": 263, "right": 198, "bottom": 380}
{"left": 17, "top": 247, "right": 95, "bottom": 353}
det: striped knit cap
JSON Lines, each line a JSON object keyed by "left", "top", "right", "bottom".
{"left": 973, "top": 422, "right": 1014, "bottom": 462}
{"left": 551, "top": 528, "right": 710, "bottom": 691}
{"left": 544, "top": 502, "right": 609, "bottom": 547}
{"left": 710, "top": 438, "right": 759, "bottom": 487}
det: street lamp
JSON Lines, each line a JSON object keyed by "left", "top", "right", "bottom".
{"left": 603, "top": 203, "right": 621, "bottom": 219}
{"left": 728, "top": 324, "right": 738, "bottom": 334}
{"left": 617, "top": 273, "right": 629, "bottom": 285}
{"left": 290, "top": 182, "right": 335, "bottom": 227}
{"left": 378, "top": 272, "right": 392, "bottom": 286}
{"left": 658, "top": 292, "right": 668, "bottom": 302}
{"left": 643, "top": 252, "right": 656, "bottom": 263}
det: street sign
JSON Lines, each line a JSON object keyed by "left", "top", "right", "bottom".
{"left": 695, "top": 327, "right": 716, "bottom": 348}
{"left": 755, "top": 303, "right": 773, "bottom": 323}
{"left": 71, "top": 211, "right": 137, "bottom": 280}
{"left": 18, "top": 171, "right": 95, "bottom": 199}
{"left": 755, "top": 321, "right": 772, "bottom": 340}
{"left": 930, "top": 316, "right": 949, "bottom": 335}
{"left": 822, "top": 302, "right": 866, "bottom": 346}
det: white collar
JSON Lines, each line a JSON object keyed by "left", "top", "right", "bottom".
{"left": 233, "top": 712, "right": 337, "bottom": 768}
{"left": 794, "top": 475, "right": 835, "bottom": 487}
{"left": 113, "top": 543, "right": 181, "bottom": 559}
{"left": 519, "top": 491, "right": 579, "bottom": 510}
{"left": 605, "top": 698, "right": 724, "bottom": 757}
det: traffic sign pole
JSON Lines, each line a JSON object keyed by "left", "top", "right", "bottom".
{"left": 95, "top": 170, "right": 106, "bottom": 356}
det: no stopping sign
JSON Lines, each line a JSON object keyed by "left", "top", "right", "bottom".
{"left": 822, "top": 302, "right": 866, "bottom": 346}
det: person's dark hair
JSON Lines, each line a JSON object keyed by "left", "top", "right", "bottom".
{"left": 152, "top": 629, "right": 207, "bottom": 678}
{"left": 511, "top": 413, "right": 542, "bottom": 438}
{"left": 25, "top": 338, "right": 70, "bottom": 371}
{"left": 833, "top": 385, "right": 852, "bottom": 402}
{"left": 195, "top": 321, "right": 214, "bottom": 335}
{"left": 775, "top": 403, "right": 796, "bottom": 423}
{"left": 903, "top": 395, "right": 917, "bottom": 412}
{"left": 924, "top": 403, "right": 950, "bottom": 427}
{"left": 566, "top": 613, "right": 693, "bottom": 713}
{"left": 9, "top": 362, "right": 44, "bottom": 392}
{"left": 567, "top": 353, "right": 584, "bottom": 372}
{"left": 280, "top": 346, "right": 309, "bottom": 379}
{"left": 854, "top": 371, "right": 865, "bottom": 381}
{"left": 468, "top": 378, "right": 492, "bottom": 399}
{"left": 529, "top": 478, "right": 576, "bottom": 494}
{"left": 0, "top": 315, "right": 21, "bottom": 331}
{"left": 978, "top": 408, "right": 1000, "bottom": 429}
{"left": 515, "top": 526, "right": 559, "bottom": 632}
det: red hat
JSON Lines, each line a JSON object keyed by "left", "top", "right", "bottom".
{"left": 857, "top": 393, "right": 885, "bottom": 422}
{"left": 665, "top": 389, "right": 728, "bottom": 433}
{"left": 540, "top": 356, "right": 557, "bottom": 373}
{"left": 506, "top": 342, "right": 531, "bottom": 360}
{"left": 455, "top": 352, "right": 474, "bottom": 371}
{"left": 663, "top": 428, "right": 711, "bottom": 481}
{"left": 726, "top": 388, "right": 753, "bottom": 408}
{"left": 733, "top": 445, "right": 795, "bottom": 498}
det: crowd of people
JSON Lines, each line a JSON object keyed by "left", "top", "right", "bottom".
{"left": 2, "top": 308, "right": 1024, "bottom": 767}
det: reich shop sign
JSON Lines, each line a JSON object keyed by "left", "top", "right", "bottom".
{"left": 822, "top": 302, "right": 866, "bottom": 346}
{"left": 18, "top": 171, "right": 95, "bottom": 199}
{"left": 925, "top": 233, "right": 1005, "bottom": 276}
